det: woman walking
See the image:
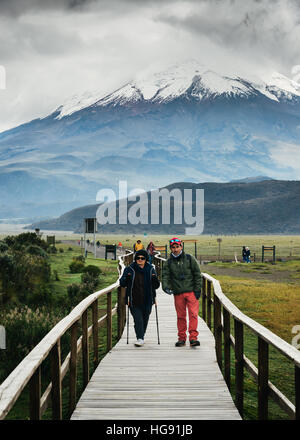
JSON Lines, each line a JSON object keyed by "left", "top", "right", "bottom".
{"left": 146, "top": 241, "right": 156, "bottom": 264}
{"left": 120, "top": 249, "right": 160, "bottom": 346}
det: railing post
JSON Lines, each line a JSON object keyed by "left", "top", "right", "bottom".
{"left": 50, "top": 340, "right": 62, "bottom": 420}
{"left": 29, "top": 366, "right": 41, "bottom": 420}
{"left": 296, "top": 365, "right": 300, "bottom": 420}
{"left": 207, "top": 280, "right": 212, "bottom": 330}
{"left": 223, "top": 308, "right": 231, "bottom": 391}
{"left": 69, "top": 320, "right": 78, "bottom": 417}
{"left": 82, "top": 310, "right": 89, "bottom": 388}
{"left": 92, "top": 299, "right": 99, "bottom": 369}
{"left": 117, "top": 286, "right": 122, "bottom": 339}
{"left": 202, "top": 277, "right": 207, "bottom": 322}
{"left": 214, "top": 294, "right": 222, "bottom": 370}
{"left": 234, "top": 319, "right": 244, "bottom": 418}
{"left": 107, "top": 291, "right": 112, "bottom": 352}
{"left": 258, "top": 336, "right": 269, "bottom": 420}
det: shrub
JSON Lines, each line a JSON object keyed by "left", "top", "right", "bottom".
{"left": 25, "top": 244, "right": 48, "bottom": 258}
{"left": 59, "top": 248, "right": 64, "bottom": 253}
{"left": 81, "top": 272, "right": 100, "bottom": 291}
{"left": 74, "top": 255, "right": 85, "bottom": 262}
{"left": 3, "top": 232, "right": 49, "bottom": 252}
{"left": 0, "top": 306, "right": 67, "bottom": 383}
{"left": 48, "top": 245, "right": 57, "bottom": 254}
{"left": 82, "top": 265, "right": 101, "bottom": 278}
{"left": 67, "top": 283, "right": 82, "bottom": 303}
{"left": 69, "top": 260, "right": 85, "bottom": 273}
{"left": 0, "top": 241, "right": 9, "bottom": 253}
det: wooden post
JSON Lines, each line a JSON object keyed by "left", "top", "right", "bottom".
{"left": 223, "top": 308, "right": 231, "bottom": 391}
{"left": 262, "top": 246, "right": 264, "bottom": 263}
{"left": 69, "top": 321, "right": 78, "bottom": 417}
{"left": 195, "top": 242, "right": 197, "bottom": 259}
{"left": 107, "top": 291, "right": 112, "bottom": 352}
{"left": 92, "top": 299, "right": 99, "bottom": 369}
{"left": 82, "top": 310, "right": 89, "bottom": 387}
{"left": 258, "top": 336, "right": 269, "bottom": 420}
{"left": 234, "top": 319, "right": 244, "bottom": 418}
{"left": 207, "top": 280, "right": 212, "bottom": 330}
{"left": 117, "top": 286, "right": 122, "bottom": 339}
{"left": 214, "top": 294, "right": 222, "bottom": 370}
{"left": 50, "top": 340, "right": 62, "bottom": 420}
{"left": 295, "top": 365, "right": 300, "bottom": 420}
{"left": 202, "top": 277, "right": 207, "bottom": 322}
{"left": 29, "top": 366, "right": 41, "bottom": 420}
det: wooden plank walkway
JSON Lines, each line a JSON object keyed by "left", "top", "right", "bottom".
{"left": 71, "top": 288, "right": 242, "bottom": 420}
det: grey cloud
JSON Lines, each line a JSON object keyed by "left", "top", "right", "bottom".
{"left": 155, "top": 0, "right": 300, "bottom": 75}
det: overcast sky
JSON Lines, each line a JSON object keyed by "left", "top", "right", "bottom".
{"left": 0, "top": 0, "right": 300, "bottom": 132}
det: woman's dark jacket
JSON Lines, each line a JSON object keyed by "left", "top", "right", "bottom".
{"left": 119, "top": 262, "right": 160, "bottom": 307}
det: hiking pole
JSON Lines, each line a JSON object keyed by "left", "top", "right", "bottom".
{"left": 155, "top": 301, "right": 160, "bottom": 345}
{"left": 127, "top": 302, "right": 129, "bottom": 344}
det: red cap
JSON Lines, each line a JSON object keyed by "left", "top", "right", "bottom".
{"left": 170, "top": 237, "right": 182, "bottom": 246}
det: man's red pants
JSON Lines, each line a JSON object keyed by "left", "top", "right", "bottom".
{"left": 174, "top": 292, "right": 199, "bottom": 341}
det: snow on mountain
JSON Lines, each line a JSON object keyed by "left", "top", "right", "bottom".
{"left": 54, "top": 60, "right": 300, "bottom": 119}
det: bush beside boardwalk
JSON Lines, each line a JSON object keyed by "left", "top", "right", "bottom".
{"left": 0, "top": 237, "right": 118, "bottom": 385}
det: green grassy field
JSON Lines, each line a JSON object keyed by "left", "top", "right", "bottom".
{"left": 202, "top": 261, "right": 300, "bottom": 420}
{"left": 52, "top": 233, "right": 300, "bottom": 259}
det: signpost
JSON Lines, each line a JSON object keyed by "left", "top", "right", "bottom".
{"left": 84, "top": 218, "right": 98, "bottom": 258}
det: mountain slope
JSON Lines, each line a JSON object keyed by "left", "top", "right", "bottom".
{"left": 1, "top": 60, "right": 300, "bottom": 219}
{"left": 27, "top": 180, "right": 300, "bottom": 234}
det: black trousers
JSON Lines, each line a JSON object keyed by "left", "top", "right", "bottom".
{"left": 130, "top": 304, "right": 152, "bottom": 340}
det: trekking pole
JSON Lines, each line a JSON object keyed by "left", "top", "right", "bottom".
{"left": 127, "top": 302, "right": 130, "bottom": 344}
{"left": 155, "top": 301, "right": 160, "bottom": 345}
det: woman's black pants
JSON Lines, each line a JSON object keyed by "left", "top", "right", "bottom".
{"left": 130, "top": 305, "right": 152, "bottom": 340}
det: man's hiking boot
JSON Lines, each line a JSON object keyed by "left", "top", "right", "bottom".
{"left": 190, "top": 340, "right": 200, "bottom": 347}
{"left": 175, "top": 340, "right": 186, "bottom": 347}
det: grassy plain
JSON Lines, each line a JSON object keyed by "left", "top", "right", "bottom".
{"left": 53, "top": 233, "right": 300, "bottom": 259}
{"left": 203, "top": 260, "right": 300, "bottom": 420}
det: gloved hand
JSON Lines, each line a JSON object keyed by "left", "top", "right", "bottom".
{"left": 126, "top": 273, "right": 132, "bottom": 282}
{"left": 194, "top": 290, "right": 201, "bottom": 300}
{"left": 164, "top": 287, "right": 174, "bottom": 295}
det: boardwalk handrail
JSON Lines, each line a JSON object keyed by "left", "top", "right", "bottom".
{"left": 153, "top": 253, "right": 300, "bottom": 420}
{"left": 0, "top": 251, "right": 134, "bottom": 420}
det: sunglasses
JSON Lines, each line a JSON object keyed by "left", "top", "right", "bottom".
{"left": 136, "top": 256, "right": 146, "bottom": 260}
{"left": 171, "top": 244, "right": 181, "bottom": 248}
{"left": 170, "top": 239, "right": 182, "bottom": 244}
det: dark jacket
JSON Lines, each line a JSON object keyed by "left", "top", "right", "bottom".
{"left": 162, "top": 251, "right": 202, "bottom": 295}
{"left": 119, "top": 262, "right": 160, "bottom": 307}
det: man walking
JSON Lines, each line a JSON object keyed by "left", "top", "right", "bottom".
{"left": 162, "top": 237, "right": 202, "bottom": 347}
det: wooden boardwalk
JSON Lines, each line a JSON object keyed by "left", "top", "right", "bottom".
{"left": 71, "top": 288, "right": 241, "bottom": 420}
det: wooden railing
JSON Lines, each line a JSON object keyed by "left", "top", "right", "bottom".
{"left": 0, "top": 251, "right": 134, "bottom": 420}
{"left": 154, "top": 253, "right": 300, "bottom": 420}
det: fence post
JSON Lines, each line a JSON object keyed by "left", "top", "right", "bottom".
{"left": 207, "top": 280, "right": 212, "bottom": 330}
{"left": 92, "top": 299, "right": 99, "bottom": 369}
{"left": 214, "top": 294, "right": 222, "bottom": 370}
{"left": 296, "top": 365, "right": 300, "bottom": 420}
{"left": 50, "top": 340, "right": 62, "bottom": 420}
{"left": 258, "top": 336, "right": 269, "bottom": 420}
{"left": 223, "top": 308, "right": 231, "bottom": 391}
{"left": 202, "top": 277, "right": 207, "bottom": 322}
{"left": 29, "top": 366, "right": 41, "bottom": 420}
{"left": 82, "top": 310, "right": 89, "bottom": 387}
{"left": 107, "top": 291, "right": 112, "bottom": 352}
{"left": 234, "top": 319, "right": 244, "bottom": 418}
{"left": 69, "top": 321, "right": 78, "bottom": 417}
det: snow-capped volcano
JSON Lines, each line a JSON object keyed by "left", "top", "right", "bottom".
{"left": 1, "top": 59, "right": 300, "bottom": 219}
{"left": 54, "top": 60, "right": 300, "bottom": 119}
